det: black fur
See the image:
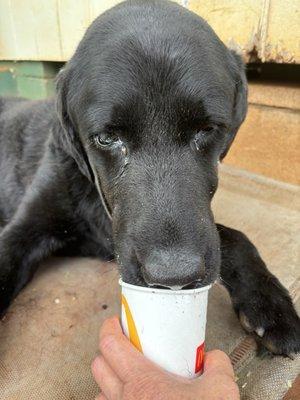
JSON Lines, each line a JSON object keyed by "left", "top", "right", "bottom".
{"left": 0, "top": 0, "right": 299, "bottom": 355}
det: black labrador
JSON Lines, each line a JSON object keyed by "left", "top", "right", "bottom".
{"left": 0, "top": 0, "right": 299, "bottom": 355}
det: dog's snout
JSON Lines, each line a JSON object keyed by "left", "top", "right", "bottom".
{"left": 142, "top": 249, "right": 205, "bottom": 289}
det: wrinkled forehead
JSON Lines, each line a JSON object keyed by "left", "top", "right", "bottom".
{"left": 73, "top": 46, "right": 235, "bottom": 137}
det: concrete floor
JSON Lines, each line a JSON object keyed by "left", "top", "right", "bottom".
{"left": 0, "top": 165, "right": 299, "bottom": 400}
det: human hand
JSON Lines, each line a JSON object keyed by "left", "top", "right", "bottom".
{"left": 92, "top": 316, "right": 240, "bottom": 400}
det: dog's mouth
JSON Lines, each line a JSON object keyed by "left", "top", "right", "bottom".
{"left": 130, "top": 261, "right": 211, "bottom": 290}
{"left": 117, "top": 246, "right": 218, "bottom": 290}
{"left": 148, "top": 281, "right": 206, "bottom": 290}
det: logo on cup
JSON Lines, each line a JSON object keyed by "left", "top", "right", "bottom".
{"left": 121, "top": 294, "right": 143, "bottom": 353}
{"left": 195, "top": 342, "right": 205, "bottom": 374}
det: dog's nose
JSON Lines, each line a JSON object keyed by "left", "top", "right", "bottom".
{"left": 142, "top": 249, "right": 205, "bottom": 289}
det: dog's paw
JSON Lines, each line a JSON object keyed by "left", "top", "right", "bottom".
{"left": 239, "top": 310, "right": 300, "bottom": 356}
{"left": 235, "top": 279, "right": 300, "bottom": 356}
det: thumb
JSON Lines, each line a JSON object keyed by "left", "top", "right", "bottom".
{"left": 204, "top": 350, "right": 235, "bottom": 378}
{"left": 99, "top": 316, "right": 160, "bottom": 382}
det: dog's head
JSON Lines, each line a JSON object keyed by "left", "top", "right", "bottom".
{"left": 56, "top": 0, "right": 247, "bottom": 289}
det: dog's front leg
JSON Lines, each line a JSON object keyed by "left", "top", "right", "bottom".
{"left": 0, "top": 162, "right": 75, "bottom": 316}
{"left": 217, "top": 224, "right": 300, "bottom": 356}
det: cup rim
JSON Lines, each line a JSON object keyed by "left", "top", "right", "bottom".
{"left": 119, "top": 279, "right": 212, "bottom": 295}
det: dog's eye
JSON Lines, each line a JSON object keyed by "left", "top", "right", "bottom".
{"left": 197, "top": 125, "right": 214, "bottom": 134}
{"left": 94, "top": 133, "right": 118, "bottom": 148}
{"left": 193, "top": 126, "right": 215, "bottom": 151}
{"left": 201, "top": 126, "right": 214, "bottom": 133}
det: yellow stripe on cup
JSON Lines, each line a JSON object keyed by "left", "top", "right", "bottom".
{"left": 121, "top": 294, "right": 143, "bottom": 353}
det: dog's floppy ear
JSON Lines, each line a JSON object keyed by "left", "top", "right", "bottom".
{"left": 55, "top": 68, "right": 94, "bottom": 182}
{"left": 220, "top": 50, "right": 248, "bottom": 160}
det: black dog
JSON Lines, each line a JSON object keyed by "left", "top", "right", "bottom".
{"left": 0, "top": 0, "right": 299, "bottom": 355}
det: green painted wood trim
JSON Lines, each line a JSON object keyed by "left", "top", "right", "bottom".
{"left": 0, "top": 61, "right": 63, "bottom": 99}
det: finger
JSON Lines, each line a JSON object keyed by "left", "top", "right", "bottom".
{"left": 99, "top": 316, "right": 123, "bottom": 340}
{"left": 92, "top": 356, "right": 123, "bottom": 400}
{"left": 204, "top": 350, "right": 234, "bottom": 378}
{"left": 99, "top": 318, "right": 159, "bottom": 382}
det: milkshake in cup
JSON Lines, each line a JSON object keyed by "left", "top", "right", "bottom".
{"left": 120, "top": 279, "right": 211, "bottom": 378}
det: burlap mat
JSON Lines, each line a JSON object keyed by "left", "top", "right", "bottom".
{"left": 1, "top": 165, "right": 299, "bottom": 399}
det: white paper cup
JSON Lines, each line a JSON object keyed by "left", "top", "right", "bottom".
{"left": 120, "top": 279, "right": 211, "bottom": 378}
